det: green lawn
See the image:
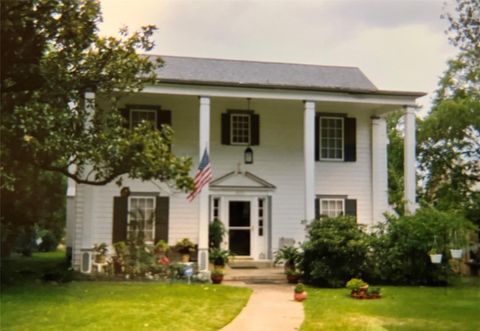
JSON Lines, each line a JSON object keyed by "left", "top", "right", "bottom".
{"left": 301, "top": 280, "right": 480, "bottom": 331}
{"left": 1, "top": 251, "right": 251, "bottom": 331}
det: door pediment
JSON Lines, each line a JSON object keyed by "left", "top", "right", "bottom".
{"left": 210, "top": 171, "right": 275, "bottom": 192}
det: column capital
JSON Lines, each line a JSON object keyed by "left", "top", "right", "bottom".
{"left": 199, "top": 96, "right": 210, "bottom": 105}
{"left": 404, "top": 105, "right": 417, "bottom": 115}
{"left": 304, "top": 100, "right": 315, "bottom": 109}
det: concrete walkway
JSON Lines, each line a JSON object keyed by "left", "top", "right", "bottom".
{"left": 220, "top": 282, "right": 305, "bottom": 331}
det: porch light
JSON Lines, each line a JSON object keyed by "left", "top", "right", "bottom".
{"left": 244, "top": 147, "right": 253, "bottom": 164}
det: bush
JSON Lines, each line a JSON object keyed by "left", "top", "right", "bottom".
{"left": 370, "top": 208, "right": 476, "bottom": 285}
{"left": 300, "top": 216, "right": 370, "bottom": 287}
{"left": 38, "top": 231, "right": 59, "bottom": 252}
{"left": 209, "top": 219, "right": 225, "bottom": 249}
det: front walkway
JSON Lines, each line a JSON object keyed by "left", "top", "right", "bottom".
{"left": 220, "top": 282, "right": 304, "bottom": 331}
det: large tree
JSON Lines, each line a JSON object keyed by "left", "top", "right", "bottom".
{"left": 417, "top": 0, "right": 479, "bottom": 213}
{"left": 1, "top": 0, "right": 193, "bottom": 189}
{"left": 1, "top": 0, "right": 194, "bottom": 255}
{"left": 386, "top": 0, "right": 479, "bottom": 222}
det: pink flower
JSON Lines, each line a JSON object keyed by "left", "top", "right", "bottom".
{"left": 159, "top": 256, "right": 170, "bottom": 265}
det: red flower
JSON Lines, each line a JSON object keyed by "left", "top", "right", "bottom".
{"left": 159, "top": 256, "right": 170, "bottom": 265}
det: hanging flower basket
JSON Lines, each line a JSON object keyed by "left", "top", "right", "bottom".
{"left": 450, "top": 249, "right": 463, "bottom": 259}
{"left": 429, "top": 254, "right": 442, "bottom": 264}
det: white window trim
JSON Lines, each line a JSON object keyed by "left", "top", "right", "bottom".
{"left": 319, "top": 198, "right": 345, "bottom": 217}
{"left": 230, "top": 113, "right": 251, "bottom": 145}
{"left": 319, "top": 116, "right": 344, "bottom": 161}
{"left": 127, "top": 196, "right": 156, "bottom": 244}
{"left": 129, "top": 109, "right": 158, "bottom": 130}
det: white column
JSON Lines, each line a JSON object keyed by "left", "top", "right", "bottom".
{"left": 198, "top": 96, "right": 210, "bottom": 272}
{"left": 81, "top": 91, "right": 97, "bottom": 250}
{"left": 304, "top": 101, "right": 316, "bottom": 221}
{"left": 404, "top": 106, "right": 417, "bottom": 214}
{"left": 371, "top": 117, "right": 389, "bottom": 224}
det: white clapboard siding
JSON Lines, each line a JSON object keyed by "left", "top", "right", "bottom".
{"left": 71, "top": 94, "right": 381, "bottom": 268}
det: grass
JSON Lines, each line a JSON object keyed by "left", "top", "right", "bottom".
{"left": 301, "top": 279, "right": 480, "bottom": 331}
{"left": 1, "top": 251, "right": 251, "bottom": 331}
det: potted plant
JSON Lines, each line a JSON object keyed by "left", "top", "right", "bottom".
{"left": 154, "top": 240, "right": 170, "bottom": 258}
{"left": 274, "top": 246, "right": 300, "bottom": 273}
{"left": 367, "top": 287, "right": 381, "bottom": 299}
{"left": 174, "top": 238, "right": 195, "bottom": 262}
{"left": 294, "top": 283, "right": 307, "bottom": 302}
{"left": 286, "top": 269, "right": 301, "bottom": 284}
{"left": 429, "top": 248, "right": 442, "bottom": 264}
{"left": 211, "top": 269, "right": 224, "bottom": 284}
{"left": 112, "top": 241, "right": 127, "bottom": 274}
{"left": 346, "top": 278, "right": 368, "bottom": 298}
{"left": 450, "top": 248, "right": 463, "bottom": 259}
{"left": 209, "top": 247, "right": 230, "bottom": 269}
{"left": 93, "top": 242, "right": 108, "bottom": 263}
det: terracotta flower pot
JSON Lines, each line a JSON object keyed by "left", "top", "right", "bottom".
{"left": 211, "top": 274, "right": 224, "bottom": 284}
{"left": 294, "top": 291, "right": 307, "bottom": 302}
{"left": 287, "top": 274, "right": 300, "bottom": 284}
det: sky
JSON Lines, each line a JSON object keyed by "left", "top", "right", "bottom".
{"left": 98, "top": 0, "right": 458, "bottom": 116}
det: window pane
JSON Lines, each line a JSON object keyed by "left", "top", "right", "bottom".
{"left": 320, "top": 117, "right": 343, "bottom": 160}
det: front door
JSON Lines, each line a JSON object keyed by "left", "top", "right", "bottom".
{"left": 228, "top": 200, "right": 251, "bottom": 256}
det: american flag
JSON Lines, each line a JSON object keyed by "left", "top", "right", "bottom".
{"left": 187, "top": 148, "right": 212, "bottom": 202}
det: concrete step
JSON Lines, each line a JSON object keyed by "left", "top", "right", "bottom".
{"left": 224, "top": 267, "right": 287, "bottom": 284}
{"left": 229, "top": 259, "right": 274, "bottom": 269}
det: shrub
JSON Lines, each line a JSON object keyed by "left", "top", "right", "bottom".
{"left": 209, "top": 219, "right": 225, "bottom": 249}
{"left": 346, "top": 278, "right": 367, "bottom": 291}
{"left": 38, "top": 231, "right": 59, "bottom": 252}
{"left": 300, "top": 216, "right": 370, "bottom": 287}
{"left": 370, "top": 207, "right": 476, "bottom": 285}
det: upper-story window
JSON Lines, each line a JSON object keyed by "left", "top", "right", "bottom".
{"left": 130, "top": 109, "right": 157, "bottom": 129}
{"left": 320, "top": 116, "right": 344, "bottom": 161}
{"left": 231, "top": 113, "right": 251, "bottom": 145}
{"left": 121, "top": 105, "right": 171, "bottom": 131}
{"left": 221, "top": 111, "right": 260, "bottom": 146}
{"left": 315, "top": 114, "right": 356, "bottom": 162}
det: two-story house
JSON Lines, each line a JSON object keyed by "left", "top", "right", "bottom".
{"left": 66, "top": 56, "right": 424, "bottom": 272}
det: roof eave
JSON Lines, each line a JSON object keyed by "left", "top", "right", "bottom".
{"left": 155, "top": 78, "right": 426, "bottom": 98}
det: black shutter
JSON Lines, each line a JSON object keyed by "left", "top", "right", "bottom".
{"left": 112, "top": 196, "right": 128, "bottom": 243}
{"left": 315, "top": 198, "right": 320, "bottom": 219}
{"left": 221, "top": 113, "right": 231, "bottom": 145}
{"left": 344, "top": 117, "right": 356, "bottom": 162}
{"left": 345, "top": 199, "right": 357, "bottom": 218}
{"left": 120, "top": 108, "right": 129, "bottom": 128}
{"left": 157, "top": 110, "right": 171, "bottom": 129}
{"left": 155, "top": 197, "right": 169, "bottom": 243}
{"left": 315, "top": 114, "right": 319, "bottom": 161}
{"left": 251, "top": 113, "right": 260, "bottom": 145}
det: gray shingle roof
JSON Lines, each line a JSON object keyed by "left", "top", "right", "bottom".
{"left": 151, "top": 55, "right": 378, "bottom": 92}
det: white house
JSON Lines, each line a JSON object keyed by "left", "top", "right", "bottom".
{"left": 66, "top": 56, "right": 424, "bottom": 272}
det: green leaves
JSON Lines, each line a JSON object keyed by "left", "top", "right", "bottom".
{"left": 1, "top": 0, "right": 193, "bottom": 192}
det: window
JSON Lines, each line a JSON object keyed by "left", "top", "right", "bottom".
{"left": 320, "top": 199, "right": 344, "bottom": 217}
{"left": 231, "top": 114, "right": 251, "bottom": 145}
{"left": 320, "top": 116, "right": 344, "bottom": 160}
{"left": 130, "top": 109, "right": 157, "bottom": 129}
{"left": 128, "top": 196, "right": 156, "bottom": 243}
{"left": 258, "top": 198, "right": 265, "bottom": 236}
{"left": 221, "top": 111, "right": 259, "bottom": 146}
{"left": 212, "top": 197, "right": 220, "bottom": 220}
